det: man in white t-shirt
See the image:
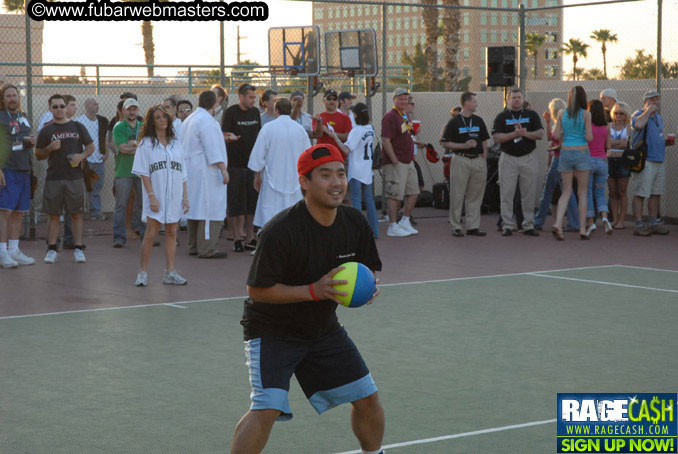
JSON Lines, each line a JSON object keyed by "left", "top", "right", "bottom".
{"left": 338, "top": 91, "right": 357, "bottom": 128}
{"left": 75, "top": 98, "right": 109, "bottom": 220}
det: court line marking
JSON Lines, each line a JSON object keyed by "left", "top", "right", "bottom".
{"left": 528, "top": 273, "right": 678, "bottom": 294}
{"left": 616, "top": 265, "right": 678, "bottom": 273}
{"left": 165, "top": 304, "right": 187, "bottom": 309}
{"left": 0, "top": 265, "right": 624, "bottom": 321}
{"left": 333, "top": 418, "right": 557, "bottom": 454}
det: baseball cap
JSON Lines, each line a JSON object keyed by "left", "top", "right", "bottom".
{"left": 324, "top": 89, "right": 338, "bottom": 99}
{"left": 297, "top": 144, "right": 345, "bottom": 176}
{"left": 599, "top": 88, "right": 618, "bottom": 101}
{"left": 643, "top": 90, "right": 660, "bottom": 100}
{"left": 290, "top": 90, "right": 305, "bottom": 100}
{"left": 393, "top": 87, "right": 409, "bottom": 98}
{"left": 120, "top": 92, "right": 138, "bottom": 100}
{"left": 123, "top": 98, "right": 140, "bottom": 110}
{"left": 338, "top": 91, "right": 356, "bottom": 101}
{"left": 425, "top": 143, "right": 440, "bottom": 163}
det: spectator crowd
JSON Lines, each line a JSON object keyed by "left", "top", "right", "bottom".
{"left": 0, "top": 83, "right": 674, "bottom": 283}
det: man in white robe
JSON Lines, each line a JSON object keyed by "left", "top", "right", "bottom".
{"left": 248, "top": 98, "right": 311, "bottom": 229}
{"left": 181, "top": 90, "right": 230, "bottom": 259}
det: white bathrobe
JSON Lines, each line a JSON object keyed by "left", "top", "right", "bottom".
{"left": 180, "top": 107, "right": 228, "bottom": 223}
{"left": 247, "top": 115, "right": 311, "bottom": 228}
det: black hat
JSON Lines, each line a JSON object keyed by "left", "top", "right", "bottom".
{"left": 324, "top": 89, "right": 338, "bottom": 99}
{"left": 338, "top": 91, "right": 356, "bottom": 101}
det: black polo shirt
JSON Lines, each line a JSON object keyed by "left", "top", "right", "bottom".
{"left": 491, "top": 108, "right": 543, "bottom": 157}
{"left": 441, "top": 113, "right": 490, "bottom": 155}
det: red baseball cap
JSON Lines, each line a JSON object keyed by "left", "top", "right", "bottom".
{"left": 425, "top": 143, "right": 440, "bottom": 163}
{"left": 297, "top": 144, "right": 345, "bottom": 176}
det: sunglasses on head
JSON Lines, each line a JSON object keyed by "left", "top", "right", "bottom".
{"left": 51, "top": 104, "right": 66, "bottom": 109}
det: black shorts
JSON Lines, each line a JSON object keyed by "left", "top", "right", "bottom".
{"left": 244, "top": 326, "right": 377, "bottom": 421}
{"left": 42, "top": 179, "right": 85, "bottom": 215}
{"left": 227, "top": 167, "right": 258, "bottom": 217}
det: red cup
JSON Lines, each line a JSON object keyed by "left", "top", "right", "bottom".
{"left": 667, "top": 134, "right": 675, "bottom": 146}
{"left": 412, "top": 120, "right": 421, "bottom": 135}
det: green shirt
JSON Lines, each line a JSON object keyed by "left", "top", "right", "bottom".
{"left": 113, "top": 120, "right": 142, "bottom": 178}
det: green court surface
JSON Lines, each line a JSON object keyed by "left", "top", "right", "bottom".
{"left": 2, "top": 265, "right": 676, "bottom": 454}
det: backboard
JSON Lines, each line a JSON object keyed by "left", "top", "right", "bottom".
{"left": 324, "top": 29, "right": 378, "bottom": 77}
{"left": 268, "top": 26, "right": 320, "bottom": 76}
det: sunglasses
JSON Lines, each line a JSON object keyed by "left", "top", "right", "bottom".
{"left": 51, "top": 104, "right": 66, "bottom": 109}
{"left": 326, "top": 97, "right": 338, "bottom": 101}
{"left": 179, "top": 108, "right": 192, "bottom": 113}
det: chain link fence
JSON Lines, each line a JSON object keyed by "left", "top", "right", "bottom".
{"left": 1, "top": 0, "right": 677, "bottom": 240}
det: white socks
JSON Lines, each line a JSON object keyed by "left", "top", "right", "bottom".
{"left": 0, "top": 242, "right": 7, "bottom": 253}
{"left": 8, "top": 239, "right": 19, "bottom": 253}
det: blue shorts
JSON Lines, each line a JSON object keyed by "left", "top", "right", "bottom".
{"left": 0, "top": 169, "right": 30, "bottom": 212}
{"left": 558, "top": 148, "right": 592, "bottom": 172}
{"left": 608, "top": 157, "right": 631, "bottom": 179}
{"left": 244, "top": 326, "right": 377, "bottom": 421}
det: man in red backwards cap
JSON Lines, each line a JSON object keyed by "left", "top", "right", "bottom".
{"left": 230, "top": 144, "right": 385, "bottom": 454}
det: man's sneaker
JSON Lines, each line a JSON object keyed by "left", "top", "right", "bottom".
{"left": 44, "top": 250, "right": 58, "bottom": 264}
{"left": 386, "top": 223, "right": 411, "bottom": 237}
{"left": 233, "top": 240, "right": 244, "bottom": 252}
{"left": 10, "top": 250, "right": 35, "bottom": 266}
{"left": 650, "top": 223, "right": 670, "bottom": 235}
{"left": 502, "top": 228, "right": 513, "bottom": 237}
{"left": 74, "top": 248, "right": 86, "bottom": 263}
{"left": 135, "top": 270, "right": 148, "bottom": 286}
{"left": 113, "top": 240, "right": 124, "bottom": 248}
{"left": 633, "top": 225, "right": 652, "bottom": 237}
{"left": 244, "top": 239, "right": 257, "bottom": 251}
{"left": 163, "top": 269, "right": 187, "bottom": 285}
{"left": 398, "top": 218, "right": 419, "bottom": 235}
{"left": 0, "top": 251, "right": 19, "bottom": 268}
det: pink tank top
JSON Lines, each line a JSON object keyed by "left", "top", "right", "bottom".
{"left": 588, "top": 124, "right": 608, "bottom": 158}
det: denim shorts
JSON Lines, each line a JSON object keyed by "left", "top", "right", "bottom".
{"left": 608, "top": 157, "right": 631, "bottom": 179}
{"left": 558, "top": 148, "right": 592, "bottom": 172}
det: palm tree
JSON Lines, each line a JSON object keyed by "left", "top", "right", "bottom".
{"left": 421, "top": 0, "right": 439, "bottom": 91}
{"left": 590, "top": 29, "right": 618, "bottom": 79}
{"left": 141, "top": 21, "right": 155, "bottom": 78}
{"left": 525, "top": 33, "right": 546, "bottom": 79}
{"left": 441, "top": 0, "right": 461, "bottom": 91}
{"left": 562, "top": 38, "right": 589, "bottom": 81}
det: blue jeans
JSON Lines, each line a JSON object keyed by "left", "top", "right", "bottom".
{"left": 349, "top": 178, "right": 379, "bottom": 238}
{"left": 88, "top": 162, "right": 106, "bottom": 215}
{"left": 535, "top": 156, "right": 579, "bottom": 229}
{"left": 587, "top": 157, "right": 609, "bottom": 218}
{"left": 113, "top": 177, "right": 145, "bottom": 243}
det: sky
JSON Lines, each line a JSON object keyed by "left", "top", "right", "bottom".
{"left": 25, "top": 0, "right": 678, "bottom": 79}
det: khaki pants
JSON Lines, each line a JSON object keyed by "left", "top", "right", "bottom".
{"left": 449, "top": 155, "right": 487, "bottom": 230}
{"left": 187, "top": 219, "right": 222, "bottom": 257}
{"left": 498, "top": 152, "right": 539, "bottom": 231}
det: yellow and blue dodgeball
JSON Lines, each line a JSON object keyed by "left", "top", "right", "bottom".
{"left": 332, "top": 262, "right": 376, "bottom": 308}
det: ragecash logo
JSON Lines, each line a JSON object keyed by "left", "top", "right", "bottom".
{"left": 557, "top": 393, "right": 677, "bottom": 453}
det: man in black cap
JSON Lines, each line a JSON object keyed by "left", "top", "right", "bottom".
{"left": 338, "top": 91, "right": 357, "bottom": 127}
{"left": 316, "top": 89, "right": 352, "bottom": 150}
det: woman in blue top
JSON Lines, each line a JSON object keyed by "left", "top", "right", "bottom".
{"left": 552, "top": 86, "right": 593, "bottom": 240}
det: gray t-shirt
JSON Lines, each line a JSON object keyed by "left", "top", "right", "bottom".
{"left": 260, "top": 112, "right": 276, "bottom": 126}
{"left": 0, "top": 110, "right": 32, "bottom": 171}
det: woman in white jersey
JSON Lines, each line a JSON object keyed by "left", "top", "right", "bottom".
{"left": 328, "top": 102, "right": 379, "bottom": 238}
{"left": 607, "top": 102, "right": 632, "bottom": 229}
{"left": 132, "top": 105, "right": 189, "bottom": 286}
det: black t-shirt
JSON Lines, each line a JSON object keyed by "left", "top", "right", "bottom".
{"left": 441, "top": 114, "right": 490, "bottom": 155}
{"left": 37, "top": 121, "right": 93, "bottom": 181}
{"left": 0, "top": 111, "right": 32, "bottom": 171}
{"left": 221, "top": 105, "right": 261, "bottom": 169}
{"left": 491, "top": 108, "right": 543, "bottom": 157}
{"left": 242, "top": 201, "right": 382, "bottom": 341}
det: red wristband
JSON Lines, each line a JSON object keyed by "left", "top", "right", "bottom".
{"left": 309, "top": 283, "right": 319, "bottom": 301}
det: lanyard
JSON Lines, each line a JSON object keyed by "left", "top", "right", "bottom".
{"left": 394, "top": 107, "right": 412, "bottom": 132}
{"left": 461, "top": 115, "right": 473, "bottom": 131}
{"left": 510, "top": 109, "right": 524, "bottom": 124}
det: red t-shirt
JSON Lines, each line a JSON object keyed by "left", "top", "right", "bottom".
{"left": 381, "top": 108, "right": 414, "bottom": 165}
{"left": 316, "top": 111, "right": 352, "bottom": 147}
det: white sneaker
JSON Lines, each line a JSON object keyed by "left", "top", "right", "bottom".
{"left": 586, "top": 223, "right": 597, "bottom": 237}
{"left": 386, "top": 223, "right": 411, "bottom": 237}
{"left": 398, "top": 218, "right": 419, "bottom": 235}
{"left": 74, "top": 248, "right": 86, "bottom": 263}
{"left": 44, "top": 250, "right": 58, "bottom": 264}
{"left": 0, "top": 251, "right": 19, "bottom": 268}
{"left": 135, "top": 270, "right": 148, "bottom": 286}
{"left": 163, "top": 269, "right": 187, "bottom": 285}
{"left": 10, "top": 249, "right": 35, "bottom": 266}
